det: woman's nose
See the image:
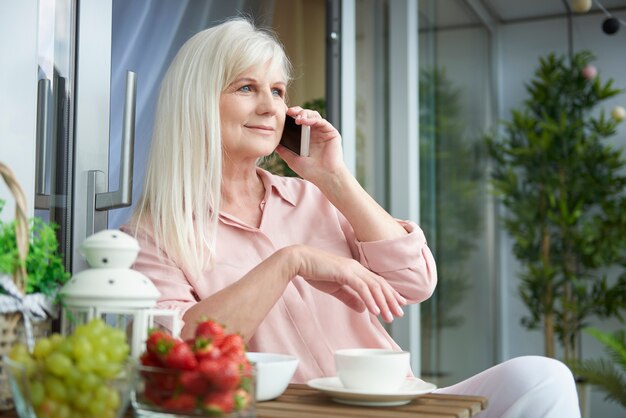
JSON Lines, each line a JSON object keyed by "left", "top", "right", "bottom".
{"left": 256, "top": 89, "right": 279, "bottom": 115}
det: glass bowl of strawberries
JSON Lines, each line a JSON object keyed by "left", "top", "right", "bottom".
{"left": 131, "top": 320, "right": 255, "bottom": 417}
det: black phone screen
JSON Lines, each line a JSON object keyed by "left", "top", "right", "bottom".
{"left": 279, "top": 115, "right": 302, "bottom": 154}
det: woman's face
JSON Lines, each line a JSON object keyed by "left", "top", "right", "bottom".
{"left": 220, "top": 62, "right": 287, "bottom": 162}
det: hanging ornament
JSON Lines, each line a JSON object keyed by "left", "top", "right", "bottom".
{"left": 571, "top": 0, "right": 592, "bottom": 13}
{"left": 602, "top": 17, "right": 620, "bottom": 34}
{"left": 581, "top": 64, "right": 597, "bottom": 80}
{"left": 611, "top": 106, "right": 625, "bottom": 122}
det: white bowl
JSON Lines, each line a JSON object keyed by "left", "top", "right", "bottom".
{"left": 246, "top": 352, "right": 299, "bottom": 401}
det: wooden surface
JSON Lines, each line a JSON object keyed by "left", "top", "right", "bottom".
{"left": 2, "top": 383, "right": 488, "bottom": 418}
{"left": 256, "top": 384, "right": 488, "bottom": 418}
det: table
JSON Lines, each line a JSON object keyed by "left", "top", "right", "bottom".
{"left": 256, "top": 384, "right": 488, "bottom": 418}
{"left": 2, "top": 384, "right": 487, "bottom": 418}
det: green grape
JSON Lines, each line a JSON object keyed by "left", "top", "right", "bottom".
{"left": 45, "top": 352, "right": 73, "bottom": 377}
{"left": 87, "top": 318, "right": 107, "bottom": 336}
{"left": 44, "top": 375, "right": 67, "bottom": 401}
{"left": 93, "top": 333, "right": 111, "bottom": 349}
{"left": 72, "top": 390, "right": 92, "bottom": 411}
{"left": 87, "top": 399, "right": 107, "bottom": 416}
{"left": 108, "top": 328, "right": 127, "bottom": 344}
{"left": 56, "top": 339, "right": 74, "bottom": 357}
{"left": 48, "top": 333, "right": 65, "bottom": 349}
{"left": 91, "top": 350, "right": 109, "bottom": 377}
{"left": 33, "top": 338, "right": 53, "bottom": 359}
{"left": 63, "top": 366, "right": 82, "bottom": 386}
{"left": 76, "top": 356, "right": 96, "bottom": 373}
{"left": 71, "top": 335, "right": 93, "bottom": 360}
{"left": 106, "top": 343, "right": 129, "bottom": 364}
{"left": 101, "top": 408, "right": 116, "bottom": 418}
{"left": 29, "top": 379, "right": 46, "bottom": 407}
{"left": 78, "top": 372, "right": 101, "bottom": 392}
{"left": 106, "top": 388, "right": 120, "bottom": 409}
{"left": 55, "top": 402, "right": 72, "bottom": 418}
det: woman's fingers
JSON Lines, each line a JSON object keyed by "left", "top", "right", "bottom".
{"left": 310, "top": 282, "right": 366, "bottom": 313}
{"left": 344, "top": 264, "right": 408, "bottom": 322}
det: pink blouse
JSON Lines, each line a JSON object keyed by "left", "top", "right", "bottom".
{"left": 122, "top": 168, "right": 437, "bottom": 383}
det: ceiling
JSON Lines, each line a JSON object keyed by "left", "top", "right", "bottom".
{"left": 419, "top": 0, "right": 626, "bottom": 30}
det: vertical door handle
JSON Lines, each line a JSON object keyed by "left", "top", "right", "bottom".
{"left": 95, "top": 70, "right": 137, "bottom": 210}
{"left": 86, "top": 71, "right": 136, "bottom": 237}
{"left": 35, "top": 78, "right": 51, "bottom": 209}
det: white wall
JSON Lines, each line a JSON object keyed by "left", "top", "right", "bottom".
{"left": 499, "top": 11, "right": 626, "bottom": 418}
{"left": 0, "top": 1, "right": 38, "bottom": 221}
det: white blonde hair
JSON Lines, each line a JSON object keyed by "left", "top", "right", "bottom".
{"left": 132, "top": 18, "right": 292, "bottom": 278}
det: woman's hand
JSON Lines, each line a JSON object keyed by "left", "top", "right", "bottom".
{"left": 275, "top": 106, "right": 347, "bottom": 186}
{"left": 288, "top": 245, "right": 407, "bottom": 323}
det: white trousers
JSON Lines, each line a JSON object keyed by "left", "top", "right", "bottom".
{"left": 435, "top": 356, "right": 581, "bottom": 418}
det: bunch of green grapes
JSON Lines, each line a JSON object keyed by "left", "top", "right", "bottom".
{"left": 8, "top": 318, "right": 130, "bottom": 418}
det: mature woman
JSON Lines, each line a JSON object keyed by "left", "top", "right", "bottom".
{"left": 123, "top": 18, "right": 580, "bottom": 417}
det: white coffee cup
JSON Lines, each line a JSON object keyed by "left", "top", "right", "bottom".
{"left": 334, "top": 348, "right": 410, "bottom": 392}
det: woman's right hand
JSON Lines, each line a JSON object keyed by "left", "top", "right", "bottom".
{"left": 287, "top": 245, "right": 407, "bottom": 323}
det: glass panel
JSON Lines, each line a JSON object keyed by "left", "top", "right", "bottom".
{"left": 36, "top": 0, "right": 75, "bottom": 269}
{"left": 418, "top": 0, "right": 496, "bottom": 387}
{"left": 355, "top": 0, "right": 389, "bottom": 205}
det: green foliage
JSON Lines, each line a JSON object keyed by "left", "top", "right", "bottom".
{"left": 568, "top": 327, "right": 626, "bottom": 410}
{"left": 0, "top": 200, "right": 70, "bottom": 296}
{"left": 486, "top": 50, "right": 626, "bottom": 361}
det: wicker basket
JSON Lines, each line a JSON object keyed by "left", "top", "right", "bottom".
{"left": 0, "top": 163, "right": 52, "bottom": 410}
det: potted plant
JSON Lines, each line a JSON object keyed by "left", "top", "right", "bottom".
{"left": 485, "top": 50, "right": 626, "bottom": 363}
{"left": 0, "top": 162, "right": 70, "bottom": 410}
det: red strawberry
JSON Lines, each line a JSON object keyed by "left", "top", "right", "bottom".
{"left": 213, "top": 357, "right": 241, "bottom": 391}
{"left": 195, "top": 320, "right": 225, "bottom": 340}
{"left": 179, "top": 370, "right": 210, "bottom": 396}
{"left": 163, "top": 340, "right": 198, "bottom": 370}
{"left": 146, "top": 330, "right": 176, "bottom": 357}
{"left": 198, "top": 357, "right": 240, "bottom": 390}
{"left": 220, "top": 333, "right": 245, "bottom": 360}
{"left": 140, "top": 351, "right": 162, "bottom": 367}
{"left": 198, "top": 358, "right": 222, "bottom": 384}
{"left": 193, "top": 336, "right": 222, "bottom": 361}
{"left": 162, "top": 393, "right": 197, "bottom": 412}
{"left": 203, "top": 390, "right": 234, "bottom": 414}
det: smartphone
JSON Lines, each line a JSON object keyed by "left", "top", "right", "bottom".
{"left": 279, "top": 115, "right": 310, "bottom": 157}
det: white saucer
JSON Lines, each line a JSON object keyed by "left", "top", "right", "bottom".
{"left": 307, "top": 377, "right": 437, "bottom": 407}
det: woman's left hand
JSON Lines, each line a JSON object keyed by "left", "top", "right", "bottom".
{"left": 275, "top": 106, "right": 348, "bottom": 185}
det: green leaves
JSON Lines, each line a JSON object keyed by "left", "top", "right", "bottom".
{"left": 485, "top": 50, "right": 626, "bottom": 362}
{"left": 0, "top": 200, "right": 69, "bottom": 296}
{"left": 567, "top": 327, "right": 626, "bottom": 409}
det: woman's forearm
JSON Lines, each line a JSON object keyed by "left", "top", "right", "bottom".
{"left": 181, "top": 246, "right": 298, "bottom": 341}
{"left": 315, "top": 167, "right": 407, "bottom": 242}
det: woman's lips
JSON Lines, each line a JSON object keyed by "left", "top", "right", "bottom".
{"left": 245, "top": 125, "right": 275, "bottom": 134}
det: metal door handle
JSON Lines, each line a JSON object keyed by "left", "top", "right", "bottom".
{"left": 86, "top": 70, "right": 136, "bottom": 236}
{"left": 35, "top": 78, "right": 51, "bottom": 209}
{"left": 95, "top": 70, "right": 137, "bottom": 210}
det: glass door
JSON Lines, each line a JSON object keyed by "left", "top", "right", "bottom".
{"left": 418, "top": 0, "right": 497, "bottom": 386}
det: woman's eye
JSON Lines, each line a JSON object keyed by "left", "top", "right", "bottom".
{"left": 272, "top": 88, "right": 285, "bottom": 97}
{"left": 239, "top": 85, "right": 252, "bottom": 92}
